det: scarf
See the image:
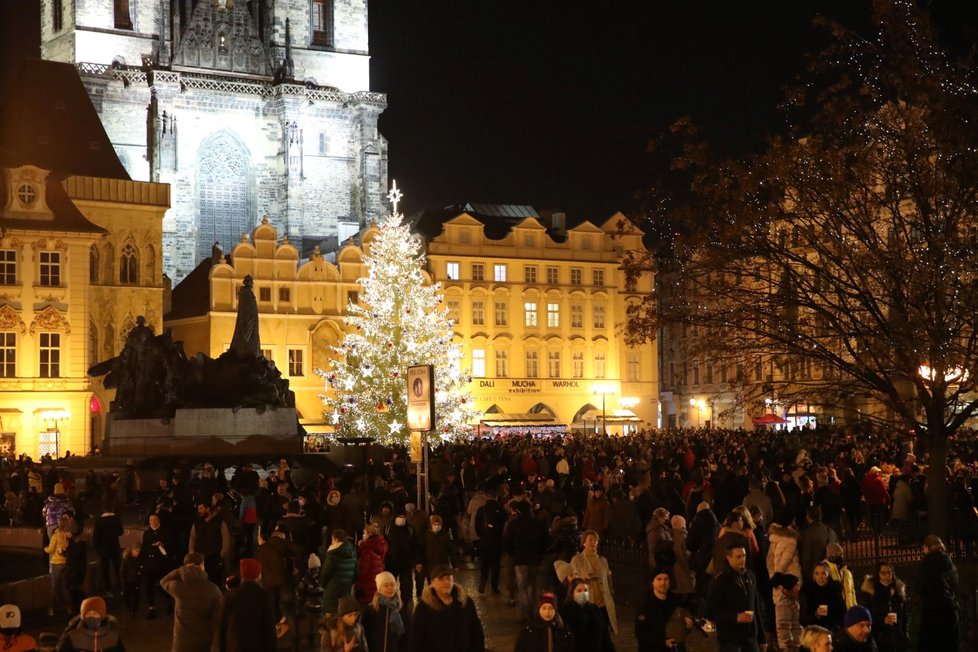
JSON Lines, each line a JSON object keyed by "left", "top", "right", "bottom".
{"left": 378, "top": 595, "right": 405, "bottom": 637}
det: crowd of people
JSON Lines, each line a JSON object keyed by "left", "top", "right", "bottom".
{"left": 0, "top": 425, "right": 975, "bottom": 651}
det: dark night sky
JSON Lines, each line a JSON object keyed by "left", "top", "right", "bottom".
{"left": 2, "top": 1, "right": 977, "bottom": 220}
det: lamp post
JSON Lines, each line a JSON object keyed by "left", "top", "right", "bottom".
{"left": 591, "top": 383, "right": 615, "bottom": 435}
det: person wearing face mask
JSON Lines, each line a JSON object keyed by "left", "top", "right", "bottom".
{"left": 821, "top": 543, "right": 856, "bottom": 609}
{"left": 57, "top": 596, "right": 125, "bottom": 652}
{"left": 417, "top": 516, "right": 456, "bottom": 594}
{"left": 384, "top": 509, "right": 417, "bottom": 604}
{"left": 559, "top": 578, "right": 615, "bottom": 652}
{"left": 361, "top": 571, "right": 406, "bottom": 652}
{"left": 514, "top": 592, "right": 575, "bottom": 652}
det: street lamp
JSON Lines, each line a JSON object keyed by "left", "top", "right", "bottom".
{"left": 591, "top": 383, "right": 615, "bottom": 435}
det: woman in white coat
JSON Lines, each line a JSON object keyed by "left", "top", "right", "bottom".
{"left": 570, "top": 529, "right": 618, "bottom": 634}
{"left": 766, "top": 518, "right": 802, "bottom": 583}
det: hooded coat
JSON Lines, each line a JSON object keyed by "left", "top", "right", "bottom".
{"left": 914, "top": 549, "right": 959, "bottom": 651}
{"left": 320, "top": 539, "right": 357, "bottom": 614}
{"left": 409, "top": 584, "right": 485, "bottom": 652}
{"left": 355, "top": 533, "right": 389, "bottom": 604}
{"left": 57, "top": 615, "right": 125, "bottom": 651}
{"left": 160, "top": 564, "right": 224, "bottom": 652}
{"left": 766, "top": 523, "right": 802, "bottom": 582}
{"left": 219, "top": 580, "right": 277, "bottom": 652}
{"left": 859, "top": 574, "right": 909, "bottom": 652}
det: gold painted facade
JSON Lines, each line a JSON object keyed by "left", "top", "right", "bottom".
{"left": 0, "top": 166, "right": 168, "bottom": 459}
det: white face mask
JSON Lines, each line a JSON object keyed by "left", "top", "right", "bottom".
{"left": 573, "top": 591, "right": 589, "bottom": 606}
{"left": 431, "top": 525, "right": 442, "bottom": 533}
{"left": 395, "top": 517, "right": 406, "bottom": 527}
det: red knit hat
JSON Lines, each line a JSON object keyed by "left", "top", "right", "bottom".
{"left": 239, "top": 558, "right": 262, "bottom": 582}
{"left": 537, "top": 592, "right": 558, "bottom": 611}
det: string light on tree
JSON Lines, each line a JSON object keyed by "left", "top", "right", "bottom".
{"left": 317, "top": 182, "right": 480, "bottom": 443}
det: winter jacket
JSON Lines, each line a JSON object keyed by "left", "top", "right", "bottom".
{"left": 297, "top": 569, "right": 324, "bottom": 613}
{"left": 219, "top": 580, "right": 277, "bottom": 652}
{"left": 255, "top": 534, "right": 300, "bottom": 591}
{"left": 706, "top": 567, "right": 766, "bottom": 645}
{"left": 858, "top": 575, "right": 908, "bottom": 652}
{"left": 43, "top": 495, "right": 72, "bottom": 528}
{"left": 384, "top": 522, "right": 417, "bottom": 572}
{"left": 408, "top": 584, "right": 485, "bottom": 652}
{"left": 513, "top": 612, "right": 575, "bottom": 652}
{"left": 161, "top": 564, "right": 224, "bottom": 652}
{"left": 798, "top": 521, "right": 837, "bottom": 583}
{"left": 766, "top": 523, "right": 802, "bottom": 581}
{"left": 57, "top": 615, "right": 125, "bottom": 652}
{"left": 634, "top": 590, "right": 681, "bottom": 652}
{"left": 822, "top": 558, "right": 856, "bottom": 609}
{"left": 93, "top": 512, "right": 124, "bottom": 556}
{"left": 686, "top": 508, "right": 719, "bottom": 573}
{"left": 774, "top": 592, "right": 801, "bottom": 652}
{"left": 889, "top": 480, "right": 913, "bottom": 521}
{"left": 582, "top": 495, "right": 609, "bottom": 535}
{"left": 800, "top": 579, "right": 846, "bottom": 629}
{"left": 670, "top": 527, "right": 695, "bottom": 595}
{"left": 558, "top": 600, "right": 615, "bottom": 652}
{"left": 320, "top": 539, "right": 357, "bottom": 615}
{"left": 362, "top": 599, "right": 406, "bottom": 652}
{"left": 861, "top": 472, "right": 890, "bottom": 507}
{"left": 320, "top": 618, "right": 368, "bottom": 652}
{"left": 646, "top": 518, "right": 673, "bottom": 569}
{"left": 503, "top": 513, "right": 547, "bottom": 566}
{"left": 549, "top": 515, "right": 583, "bottom": 562}
{"left": 570, "top": 550, "right": 618, "bottom": 634}
{"left": 44, "top": 528, "right": 70, "bottom": 565}
{"left": 355, "top": 534, "right": 389, "bottom": 604}
{"left": 914, "top": 549, "right": 958, "bottom": 613}
{"left": 474, "top": 500, "right": 506, "bottom": 553}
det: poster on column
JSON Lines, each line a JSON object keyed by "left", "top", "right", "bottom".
{"left": 407, "top": 364, "right": 435, "bottom": 432}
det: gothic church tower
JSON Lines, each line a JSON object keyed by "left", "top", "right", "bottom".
{"left": 39, "top": 0, "right": 388, "bottom": 282}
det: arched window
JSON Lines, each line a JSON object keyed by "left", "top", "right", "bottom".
{"left": 311, "top": 0, "right": 334, "bottom": 46}
{"left": 89, "top": 245, "right": 99, "bottom": 284}
{"left": 120, "top": 242, "right": 139, "bottom": 285}
{"left": 196, "top": 131, "right": 251, "bottom": 264}
{"left": 114, "top": 0, "right": 133, "bottom": 30}
{"left": 88, "top": 323, "right": 99, "bottom": 366}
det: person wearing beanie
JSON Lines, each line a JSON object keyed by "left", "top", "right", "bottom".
{"left": 0, "top": 604, "right": 37, "bottom": 652}
{"left": 297, "top": 554, "right": 325, "bottom": 648}
{"left": 361, "top": 571, "right": 406, "bottom": 652}
{"left": 514, "top": 591, "right": 574, "bottom": 652}
{"left": 834, "top": 606, "right": 876, "bottom": 651}
{"left": 57, "top": 596, "right": 125, "bottom": 652}
{"left": 160, "top": 552, "right": 223, "bottom": 652}
{"left": 771, "top": 572, "right": 802, "bottom": 652}
{"left": 635, "top": 568, "right": 683, "bottom": 652}
{"left": 219, "top": 559, "right": 277, "bottom": 652}
{"left": 321, "top": 595, "right": 368, "bottom": 652}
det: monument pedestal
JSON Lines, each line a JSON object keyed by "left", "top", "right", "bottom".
{"left": 105, "top": 407, "right": 300, "bottom": 456}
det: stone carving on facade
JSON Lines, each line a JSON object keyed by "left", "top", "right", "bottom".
{"left": 29, "top": 305, "right": 70, "bottom": 336}
{"left": 0, "top": 305, "right": 26, "bottom": 334}
{"left": 172, "top": 0, "right": 270, "bottom": 76}
{"left": 89, "top": 277, "right": 294, "bottom": 419}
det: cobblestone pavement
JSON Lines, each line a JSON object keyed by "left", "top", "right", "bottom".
{"left": 23, "top": 562, "right": 640, "bottom": 652}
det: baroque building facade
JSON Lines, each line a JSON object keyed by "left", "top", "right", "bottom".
{"left": 39, "top": 0, "right": 388, "bottom": 283}
{"left": 0, "top": 60, "right": 168, "bottom": 460}
{"left": 164, "top": 207, "right": 659, "bottom": 439}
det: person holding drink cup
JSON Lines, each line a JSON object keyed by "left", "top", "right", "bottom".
{"left": 801, "top": 562, "right": 845, "bottom": 631}
{"left": 706, "top": 543, "right": 767, "bottom": 652}
{"left": 858, "top": 562, "right": 908, "bottom": 652}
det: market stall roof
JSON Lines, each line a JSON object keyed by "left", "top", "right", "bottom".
{"left": 480, "top": 412, "right": 558, "bottom": 427}
{"left": 572, "top": 408, "right": 642, "bottom": 428}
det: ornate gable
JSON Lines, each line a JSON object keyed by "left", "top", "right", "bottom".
{"left": 172, "top": 0, "right": 271, "bottom": 76}
{"left": 29, "top": 305, "right": 70, "bottom": 335}
{"left": 0, "top": 305, "right": 26, "bottom": 334}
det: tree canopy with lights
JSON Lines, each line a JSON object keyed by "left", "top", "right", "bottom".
{"left": 319, "top": 184, "right": 478, "bottom": 443}
{"left": 626, "top": 1, "right": 978, "bottom": 537}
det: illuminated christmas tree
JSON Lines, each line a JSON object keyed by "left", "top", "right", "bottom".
{"left": 318, "top": 182, "right": 478, "bottom": 443}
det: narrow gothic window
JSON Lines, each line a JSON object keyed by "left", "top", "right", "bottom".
{"left": 120, "top": 243, "right": 139, "bottom": 285}
{"left": 311, "top": 0, "right": 334, "bottom": 46}
{"left": 196, "top": 132, "right": 251, "bottom": 264}
{"left": 52, "top": 0, "right": 63, "bottom": 32}
{"left": 318, "top": 133, "right": 327, "bottom": 155}
{"left": 89, "top": 246, "right": 99, "bottom": 284}
{"left": 114, "top": 0, "right": 133, "bottom": 30}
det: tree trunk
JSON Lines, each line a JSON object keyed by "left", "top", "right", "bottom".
{"left": 924, "top": 419, "right": 950, "bottom": 540}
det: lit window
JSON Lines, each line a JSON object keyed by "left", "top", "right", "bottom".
{"left": 593, "top": 269, "right": 605, "bottom": 286}
{"left": 446, "top": 300, "right": 460, "bottom": 322}
{"left": 0, "top": 250, "right": 16, "bottom": 285}
{"left": 16, "top": 183, "right": 37, "bottom": 208}
{"left": 39, "top": 332, "right": 60, "bottom": 378}
{"left": 547, "top": 303, "right": 560, "bottom": 328}
{"left": 446, "top": 262, "right": 460, "bottom": 280}
{"left": 472, "top": 349, "right": 486, "bottom": 377}
{"left": 572, "top": 352, "right": 584, "bottom": 378}
{"left": 471, "top": 300, "right": 485, "bottom": 326}
{"left": 39, "top": 251, "right": 60, "bottom": 287}
{"left": 594, "top": 352, "right": 606, "bottom": 379}
{"left": 0, "top": 332, "right": 15, "bottom": 377}
{"left": 494, "top": 264, "right": 507, "bottom": 282}
{"left": 546, "top": 266, "right": 559, "bottom": 285}
{"left": 279, "top": 287, "right": 291, "bottom": 302}
{"left": 311, "top": 0, "right": 335, "bottom": 46}
{"left": 628, "top": 352, "right": 640, "bottom": 381}
{"left": 570, "top": 268, "right": 582, "bottom": 285}
{"left": 495, "top": 351, "right": 509, "bottom": 377}
{"left": 524, "top": 266, "right": 537, "bottom": 283}
{"left": 494, "top": 301, "right": 508, "bottom": 326}
{"left": 471, "top": 264, "right": 484, "bottom": 281}
{"left": 570, "top": 304, "right": 583, "bottom": 328}
{"left": 259, "top": 287, "right": 272, "bottom": 302}
{"left": 548, "top": 351, "right": 561, "bottom": 378}
{"left": 288, "top": 349, "right": 304, "bottom": 376}
{"left": 524, "top": 302, "right": 537, "bottom": 327}
{"left": 593, "top": 305, "right": 605, "bottom": 329}
{"left": 525, "top": 351, "right": 539, "bottom": 378}
{"left": 120, "top": 242, "right": 138, "bottom": 285}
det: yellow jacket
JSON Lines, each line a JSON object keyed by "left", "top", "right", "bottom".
{"left": 44, "top": 529, "right": 69, "bottom": 565}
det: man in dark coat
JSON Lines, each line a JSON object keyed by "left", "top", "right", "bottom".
{"left": 799, "top": 506, "right": 837, "bottom": 584}
{"left": 161, "top": 552, "right": 223, "bottom": 652}
{"left": 706, "top": 543, "right": 766, "bottom": 652}
{"left": 474, "top": 493, "right": 506, "bottom": 594}
{"left": 93, "top": 500, "right": 124, "bottom": 596}
{"left": 219, "top": 558, "right": 277, "bottom": 652}
{"left": 141, "top": 513, "right": 174, "bottom": 618}
{"left": 189, "top": 502, "right": 233, "bottom": 585}
{"left": 384, "top": 509, "right": 417, "bottom": 602}
{"left": 409, "top": 565, "right": 485, "bottom": 652}
{"left": 503, "top": 501, "right": 548, "bottom": 620}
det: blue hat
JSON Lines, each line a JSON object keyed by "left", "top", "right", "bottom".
{"left": 844, "top": 605, "right": 872, "bottom": 628}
